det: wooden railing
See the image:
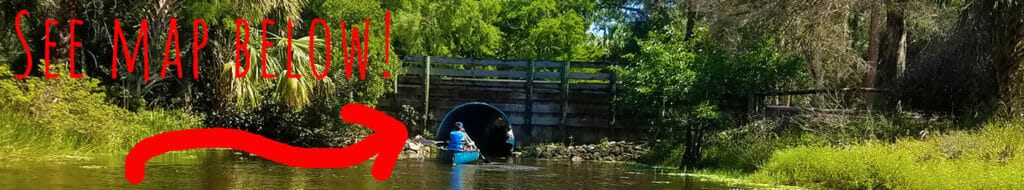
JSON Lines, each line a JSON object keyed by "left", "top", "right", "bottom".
{"left": 385, "top": 56, "right": 645, "bottom": 143}
{"left": 749, "top": 87, "right": 888, "bottom": 115}
{"left": 401, "top": 56, "right": 615, "bottom": 80}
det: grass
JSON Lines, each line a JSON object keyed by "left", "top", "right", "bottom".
{"left": 747, "top": 120, "right": 1024, "bottom": 189}
{"left": 637, "top": 114, "right": 1024, "bottom": 189}
{"left": 0, "top": 110, "right": 201, "bottom": 158}
{"left": 621, "top": 162, "right": 799, "bottom": 189}
{"left": 0, "top": 70, "right": 202, "bottom": 159}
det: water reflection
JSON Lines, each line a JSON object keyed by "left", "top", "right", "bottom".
{"left": 0, "top": 150, "right": 753, "bottom": 189}
{"left": 449, "top": 165, "right": 463, "bottom": 190}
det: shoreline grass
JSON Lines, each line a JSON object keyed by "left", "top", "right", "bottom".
{"left": 0, "top": 75, "right": 202, "bottom": 160}
{"left": 747, "top": 120, "right": 1024, "bottom": 189}
{"left": 0, "top": 109, "right": 202, "bottom": 159}
{"left": 616, "top": 162, "right": 798, "bottom": 189}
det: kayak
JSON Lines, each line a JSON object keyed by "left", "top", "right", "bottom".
{"left": 438, "top": 149, "right": 480, "bottom": 164}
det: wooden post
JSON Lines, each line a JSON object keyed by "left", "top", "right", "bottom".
{"left": 392, "top": 66, "right": 401, "bottom": 114}
{"left": 393, "top": 66, "right": 400, "bottom": 94}
{"left": 608, "top": 70, "right": 617, "bottom": 130}
{"left": 559, "top": 61, "right": 571, "bottom": 138}
{"left": 423, "top": 56, "right": 431, "bottom": 125}
{"left": 525, "top": 60, "right": 536, "bottom": 142}
{"left": 747, "top": 94, "right": 759, "bottom": 114}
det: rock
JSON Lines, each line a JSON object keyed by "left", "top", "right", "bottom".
{"left": 403, "top": 150, "right": 420, "bottom": 159}
{"left": 518, "top": 141, "right": 648, "bottom": 162}
{"left": 408, "top": 141, "right": 423, "bottom": 151}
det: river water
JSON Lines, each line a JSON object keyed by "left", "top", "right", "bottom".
{"left": 0, "top": 150, "right": 755, "bottom": 189}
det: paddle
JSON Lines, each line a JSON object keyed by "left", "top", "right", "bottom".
{"left": 419, "top": 139, "right": 447, "bottom": 145}
{"left": 463, "top": 137, "right": 490, "bottom": 163}
{"left": 479, "top": 153, "right": 490, "bottom": 163}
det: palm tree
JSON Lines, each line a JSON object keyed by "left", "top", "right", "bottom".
{"left": 224, "top": 32, "right": 333, "bottom": 109}
{"left": 217, "top": 0, "right": 336, "bottom": 109}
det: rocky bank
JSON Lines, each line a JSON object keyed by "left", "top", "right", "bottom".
{"left": 519, "top": 141, "right": 648, "bottom": 162}
{"left": 398, "top": 136, "right": 648, "bottom": 162}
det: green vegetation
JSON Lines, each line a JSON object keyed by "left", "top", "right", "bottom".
{"left": 620, "top": 29, "right": 807, "bottom": 168}
{"left": 634, "top": 116, "right": 1024, "bottom": 189}
{"left": 0, "top": 0, "right": 1023, "bottom": 189}
{"left": 0, "top": 65, "right": 201, "bottom": 158}
{"left": 392, "top": 0, "right": 605, "bottom": 61}
{"left": 0, "top": 0, "right": 614, "bottom": 145}
{"left": 749, "top": 120, "right": 1024, "bottom": 189}
{"left": 603, "top": 1, "right": 1024, "bottom": 189}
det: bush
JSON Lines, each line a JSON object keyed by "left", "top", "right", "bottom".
{"left": 398, "top": 104, "right": 434, "bottom": 137}
{"left": 794, "top": 113, "right": 955, "bottom": 146}
{"left": 652, "top": 119, "right": 830, "bottom": 172}
{"left": 0, "top": 67, "right": 201, "bottom": 156}
{"left": 206, "top": 102, "right": 342, "bottom": 147}
{"left": 703, "top": 120, "right": 783, "bottom": 172}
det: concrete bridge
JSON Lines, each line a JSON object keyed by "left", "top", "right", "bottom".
{"left": 382, "top": 56, "right": 648, "bottom": 145}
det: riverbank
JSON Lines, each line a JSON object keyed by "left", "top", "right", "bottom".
{"left": 746, "top": 119, "right": 1024, "bottom": 189}
{"left": 0, "top": 75, "right": 202, "bottom": 159}
{"left": 509, "top": 141, "right": 794, "bottom": 188}
{"left": 5, "top": 74, "right": 1022, "bottom": 189}
{"left": 518, "top": 140, "right": 647, "bottom": 162}
{"left": 0, "top": 110, "right": 200, "bottom": 159}
{"left": 501, "top": 119, "right": 1024, "bottom": 189}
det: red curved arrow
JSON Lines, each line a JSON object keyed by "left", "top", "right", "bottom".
{"left": 124, "top": 103, "right": 408, "bottom": 184}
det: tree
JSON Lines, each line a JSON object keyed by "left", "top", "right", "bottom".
{"left": 499, "top": 0, "right": 599, "bottom": 61}
{"left": 312, "top": 0, "right": 402, "bottom": 108}
{"left": 389, "top": 0, "right": 504, "bottom": 58}
{"left": 592, "top": 0, "right": 687, "bottom": 62}
{"left": 877, "top": 0, "right": 909, "bottom": 111}
{"left": 181, "top": 0, "right": 338, "bottom": 110}
{"left": 991, "top": 0, "right": 1024, "bottom": 113}
{"left": 864, "top": 0, "right": 881, "bottom": 93}
{"left": 617, "top": 28, "right": 805, "bottom": 168}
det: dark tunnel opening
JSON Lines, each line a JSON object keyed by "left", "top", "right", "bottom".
{"left": 435, "top": 102, "right": 516, "bottom": 158}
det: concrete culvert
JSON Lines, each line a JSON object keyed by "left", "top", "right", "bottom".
{"left": 435, "top": 102, "right": 516, "bottom": 158}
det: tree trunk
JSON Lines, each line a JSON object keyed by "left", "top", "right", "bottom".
{"left": 683, "top": 0, "right": 696, "bottom": 41}
{"left": 679, "top": 121, "right": 704, "bottom": 170}
{"left": 52, "top": 0, "right": 81, "bottom": 60}
{"left": 862, "top": 0, "right": 882, "bottom": 107}
{"left": 850, "top": 12, "right": 860, "bottom": 50}
{"left": 993, "top": 1, "right": 1024, "bottom": 114}
{"left": 879, "top": 0, "right": 907, "bottom": 111}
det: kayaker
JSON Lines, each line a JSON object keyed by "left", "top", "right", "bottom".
{"left": 448, "top": 122, "right": 477, "bottom": 151}
{"left": 506, "top": 127, "right": 514, "bottom": 145}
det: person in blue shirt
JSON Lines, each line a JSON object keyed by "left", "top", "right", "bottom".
{"left": 447, "top": 122, "right": 476, "bottom": 151}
